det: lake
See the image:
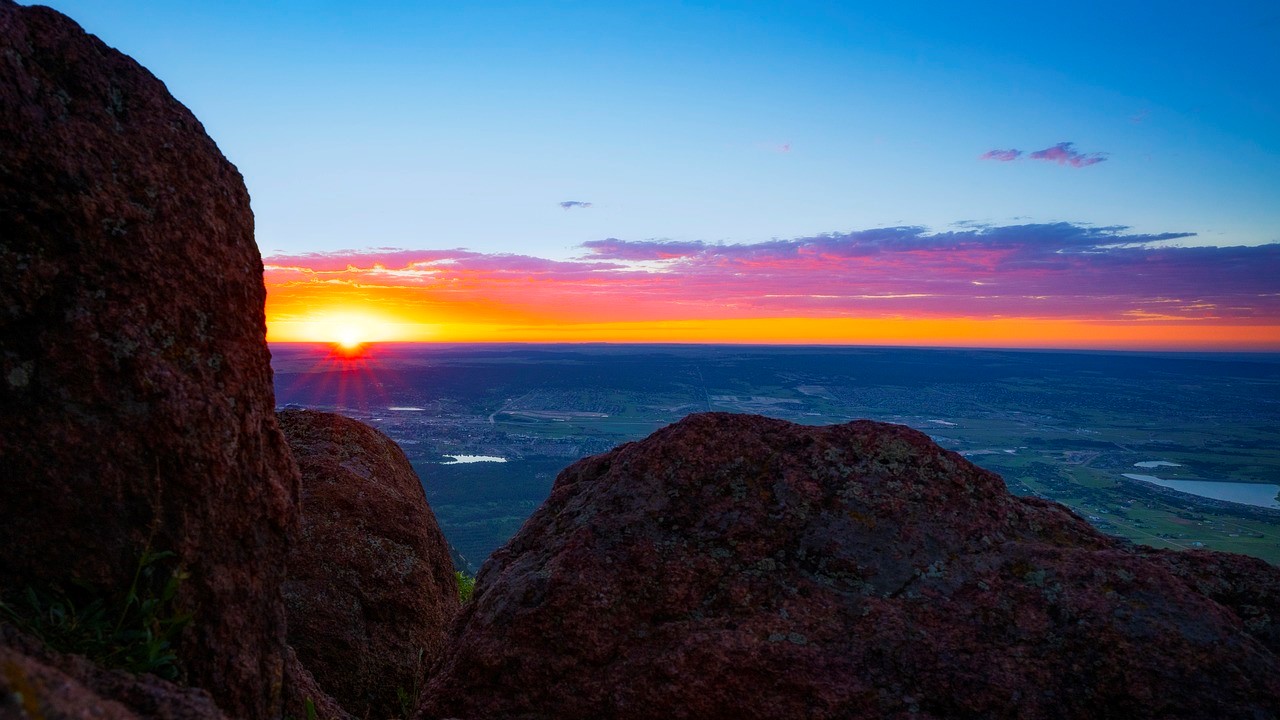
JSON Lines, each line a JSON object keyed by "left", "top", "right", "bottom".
{"left": 1122, "top": 474, "right": 1280, "bottom": 509}
{"left": 441, "top": 455, "right": 508, "bottom": 464}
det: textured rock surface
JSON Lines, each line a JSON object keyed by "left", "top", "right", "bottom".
{"left": 281, "top": 647, "right": 354, "bottom": 720}
{"left": 422, "top": 413, "right": 1280, "bottom": 720}
{"left": 0, "top": 626, "right": 227, "bottom": 720}
{"left": 1150, "top": 547, "right": 1280, "bottom": 655}
{"left": 0, "top": 3, "right": 298, "bottom": 716}
{"left": 279, "top": 410, "right": 459, "bottom": 719}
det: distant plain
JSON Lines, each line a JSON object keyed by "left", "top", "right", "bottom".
{"left": 271, "top": 344, "right": 1280, "bottom": 569}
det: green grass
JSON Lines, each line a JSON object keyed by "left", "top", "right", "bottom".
{"left": 455, "top": 571, "right": 475, "bottom": 603}
{"left": 0, "top": 547, "right": 191, "bottom": 680}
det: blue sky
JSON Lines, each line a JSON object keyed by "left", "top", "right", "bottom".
{"left": 32, "top": 1, "right": 1280, "bottom": 260}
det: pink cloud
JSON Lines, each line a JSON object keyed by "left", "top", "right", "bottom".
{"left": 1029, "top": 141, "right": 1108, "bottom": 167}
{"left": 265, "top": 248, "right": 476, "bottom": 273}
{"left": 264, "top": 224, "right": 1280, "bottom": 324}
{"left": 980, "top": 149, "right": 1022, "bottom": 162}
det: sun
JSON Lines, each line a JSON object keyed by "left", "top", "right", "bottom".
{"left": 265, "top": 307, "right": 434, "bottom": 347}
{"left": 335, "top": 327, "right": 363, "bottom": 350}
{"left": 308, "top": 312, "right": 383, "bottom": 356}
{"left": 328, "top": 324, "right": 369, "bottom": 357}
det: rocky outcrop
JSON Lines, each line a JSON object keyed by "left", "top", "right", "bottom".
{"left": 0, "top": 626, "right": 227, "bottom": 720}
{"left": 422, "top": 413, "right": 1280, "bottom": 720}
{"left": 1150, "top": 547, "right": 1280, "bottom": 655}
{"left": 279, "top": 410, "right": 459, "bottom": 719}
{"left": 0, "top": 2, "right": 298, "bottom": 717}
{"left": 4, "top": 3, "right": 1278, "bottom": 718}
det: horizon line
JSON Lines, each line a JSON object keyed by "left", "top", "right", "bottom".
{"left": 266, "top": 340, "right": 1280, "bottom": 355}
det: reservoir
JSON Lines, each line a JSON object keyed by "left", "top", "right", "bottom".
{"left": 442, "top": 455, "right": 508, "bottom": 464}
{"left": 1122, "top": 474, "right": 1280, "bottom": 509}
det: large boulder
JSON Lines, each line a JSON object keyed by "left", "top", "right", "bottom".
{"left": 278, "top": 410, "right": 459, "bottom": 719}
{"left": 0, "top": 3, "right": 298, "bottom": 717}
{"left": 422, "top": 413, "right": 1280, "bottom": 719}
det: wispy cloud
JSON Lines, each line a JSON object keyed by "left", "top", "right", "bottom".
{"left": 559, "top": 200, "right": 593, "bottom": 210}
{"left": 981, "top": 143, "right": 1107, "bottom": 168}
{"left": 265, "top": 224, "right": 1280, "bottom": 331}
{"left": 581, "top": 238, "right": 710, "bottom": 261}
{"left": 1028, "top": 141, "right": 1107, "bottom": 167}
{"left": 980, "top": 148, "right": 1022, "bottom": 162}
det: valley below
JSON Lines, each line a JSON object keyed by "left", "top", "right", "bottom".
{"left": 271, "top": 343, "right": 1280, "bottom": 569}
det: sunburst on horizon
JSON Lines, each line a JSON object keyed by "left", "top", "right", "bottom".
{"left": 267, "top": 308, "right": 429, "bottom": 350}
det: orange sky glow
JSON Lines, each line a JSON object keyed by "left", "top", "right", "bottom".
{"left": 262, "top": 230, "right": 1280, "bottom": 351}
{"left": 264, "top": 281, "right": 1280, "bottom": 352}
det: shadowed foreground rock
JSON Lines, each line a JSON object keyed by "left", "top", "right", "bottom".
{"left": 279, "top": 410, "right": 459, "bottom": 719}
{"left": 422, "top": 413, "right": 1280, "bottom": 720}
{"left": 1150, "top": 547, "right": 1280, "bottom": 655}
{"left": 0, "top": 626, "right": 227, "bottom": 720}
{"left": 0, "top": 2, "right": 298, "bottom": 716}
{"left": 281, "top": 647, "right": 353, "bottom": 720}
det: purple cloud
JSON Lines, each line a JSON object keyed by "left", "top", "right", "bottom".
{"left": 560, "top": 200, "right": 593, "bottom": 210}
{"left": 583, "top": 224, "right": 1199, "bottom": 264}
{"left": 581, "top": 238, "right": 711, "bottom": 261}
{"left": 1029, "top": 142, "right": 1107, "bottom": 167}
{"left": 265, "top": 224, "right": 1280, "bottom": 328}
{"left": 981, "top": 149, "right": 1022, "bottom": 162}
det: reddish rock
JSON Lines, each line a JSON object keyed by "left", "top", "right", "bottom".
{"left": 1149, "top": 547, "right": 1280, "bottom": 655}
{"left": 0, "top": 3, "right": 298, "bottom": 716}
{"left": 422, "top": 413, "right": 1280, "bottom": 720}
{"left": 281, "top": 647, "right": 354, "bottom": 720}
{"left": 0, "top": 626, "right": 228, "bottom": 720}
{"left": 278, "top": 410, "right": 459, "bottom": 719}
{"left": 1, "top": 643, "right": 137, "bottom": 720}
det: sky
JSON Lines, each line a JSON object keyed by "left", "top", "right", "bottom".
{"left": 34, "top": 0, "right": 1280, "bottom": 349}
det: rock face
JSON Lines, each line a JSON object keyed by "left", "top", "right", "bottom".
{"left": 1151, "top": 547, "right": 1280, "bottom": 655}
{"left": 0, "top": 626, "right": 228, "bottom": 720}
{"left": 423, "top": 413, "right": 1280, "bottom": 719}
{"left": 281, "top": 647, "right": 354, "bottom": 720}
{"left": 0, "top": 3, "right": 298, "bottom": 717}
{"left": 278, "top": 410, "right": 459, "bottom": 719}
